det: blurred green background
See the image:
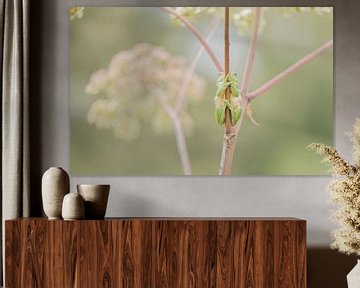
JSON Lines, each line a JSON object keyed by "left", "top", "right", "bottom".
{"left": 70, "top": 7, "right": 333, "bottom": 176}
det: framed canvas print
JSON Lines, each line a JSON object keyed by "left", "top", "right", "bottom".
{"left": 70, "top": 7, "right": 333, "bottom": 176}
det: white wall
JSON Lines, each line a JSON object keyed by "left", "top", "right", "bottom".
{"left": 35, "top": 0, "right": 360, "bottom": 246}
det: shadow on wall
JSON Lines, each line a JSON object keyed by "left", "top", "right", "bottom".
{"left": 308, "top": 248, "right": 357, "bottom": 288}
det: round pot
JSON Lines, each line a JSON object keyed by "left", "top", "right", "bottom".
{"left": 62, "top": 192, "right": 85, "bottom": 220}
{"left": 77, "top": 184, "right": 110, "bottom": 219}
{"left": 42, "top": 167, "right": 70, "bottom": 219}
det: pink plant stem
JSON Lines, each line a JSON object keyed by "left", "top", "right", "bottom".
{"left": 235, "top": 8, "right": 261, "bottom": 135}
{"left": 176, "top": 16, "right": 221, "bottom": 113}
{"left": 152, "top": 88, "right": 192, "bottom": 175}
{"left": 219, "top": 7, "right": 261, "bottom": 175}
{"left": 160, "top": 7, "right": 224, "bottom": 72}
{"left": 241, "top": 7, "right": 261, "bottom": 95}
{"left": 167, "top": 109, "right": 192, "bottom": 175}
{"left": 219, "top": 7, "right": 237, "bottom": 175}
{"left": 235, "top": 97, "right": 248, "bottom": 134}
{"left": 247, "top": 39, "right": 333, "bottom": 100}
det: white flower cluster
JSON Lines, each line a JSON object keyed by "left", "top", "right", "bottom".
{"left": 279, "top": 7, "right": 333, "bottom": 16}
{"left": 173, "top": 7, "right": 218, "bottom": 20}
{"left": 173, "top": 7, "right": 260, "bottom": 35}
{"left": 232, "top": 8, "right": 265, "bottom": 35}
{"left": 86, "top": 43, "right": 205, "bottom": 140}
{"left": 172, "top": 7, "right": 332, "bottom": 35}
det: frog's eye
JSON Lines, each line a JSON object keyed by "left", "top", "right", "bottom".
{"left": 227, "top": 72, "right": 238, "bottom": 83}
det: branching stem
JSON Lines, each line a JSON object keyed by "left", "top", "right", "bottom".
{"left": 160, "top": 6, "right": 333, "bottom": 176}
{"left": 166, "top": 108, "right": 192, "bottom": 175}
{"left": 219, "top": 7, "right": 261, "bottom": 175}
{"left": 220, "top": 7, "right": 332, "bottom": 175}
{"left": 151, "top": 87, "right": 192, "bottom": 175}
{"left": 247, "top": 39, "right": 333, "bottom": 100}
{"left": 224, "top": 6, "right": 232, "bottom": 132}
{"left": 160, "top": 7, "right": 224, "bottom": 72}
{"left": 176, "top": 16, "right": 221, "bottom": 113}
{"left": 219, "top": 7, "right": 237, "bottom": 175}
{"left": 241, "top": 8, "right": 261, "bottom": 96}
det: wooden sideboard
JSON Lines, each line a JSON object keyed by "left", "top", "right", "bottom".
{"left": 5, "top": 218, "right": 306, "bottom": 287}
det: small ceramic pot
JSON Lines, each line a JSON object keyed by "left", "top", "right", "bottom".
{"left": 62, "top": 192, "right": 85, "bottom": 220}
{"left": 42, "top": 167, "right": 70, "bottom": 219}
{"left": 77, "top": 184, "right": 110, "bottom": 219}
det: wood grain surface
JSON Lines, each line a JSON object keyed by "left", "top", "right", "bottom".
{"left": 5, "top": 218, "right": 306, "bottom": 287}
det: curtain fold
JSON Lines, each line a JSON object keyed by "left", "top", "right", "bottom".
{"left": 0, "top": 0, "right": 30, "bottom": 284}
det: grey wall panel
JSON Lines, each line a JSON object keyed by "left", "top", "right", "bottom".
{"left": 32, "top": 0, "right": 360, "bottom": 246}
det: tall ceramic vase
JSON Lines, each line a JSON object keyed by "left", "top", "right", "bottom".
{"left": 42, "top": 167, "right": 70, "bottom": 219}
{"left": 347, "top": 260, "right": 360, "bottom": 288}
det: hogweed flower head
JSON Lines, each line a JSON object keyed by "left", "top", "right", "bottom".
{"left": 86, "top": 43, "right": 205, "bottom": 140}
{"left": 169, "top": 7, "right": 332, "bottom": 35}
{"left": 279, "top": 7, "right": 333, "bottom": 17}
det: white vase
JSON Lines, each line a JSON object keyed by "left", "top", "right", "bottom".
{"left": 42, "top": 167, "right": 70, "bottom": 219}
{"left": 347, "top": 260, "right": 360, "bottom": 288}
{"left": 62, "top": 192, "right": 84, "bottom": 220}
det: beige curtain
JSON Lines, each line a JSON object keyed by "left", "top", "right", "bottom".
{"left": 1, "top": 0, "right": 30, "bottom": 284}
